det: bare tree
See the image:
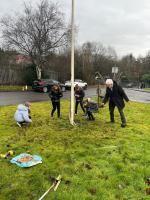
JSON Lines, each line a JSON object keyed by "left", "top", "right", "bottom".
{"left": 81, "top": 42, "right": 117, "bottom": 82}
{"left": 1, "top": 0, "right": 68, "bottom": 79}
{"left": 106, "top": 46, "right": 117, "bottom": 61}
{"left": 81, "top": 42, "right": 94, "bottom": 82}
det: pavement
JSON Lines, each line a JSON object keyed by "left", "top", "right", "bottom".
{"left": 0, "top": 87, "right": 150, "bottom": 106}
{"left": 129, "top": 88, "right": 150, "bottom": 93}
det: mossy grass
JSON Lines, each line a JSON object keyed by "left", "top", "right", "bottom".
{"left": 0, "top": 100, "right": 150, "bottom": 200}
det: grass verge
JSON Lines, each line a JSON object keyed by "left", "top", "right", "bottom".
{"left": 0, "top": 100, "right": 150, "bottom": 200}
{"left": 144, "top": 88, "right": 150, "bottom": 91}
{"left": 0, "top": 85, "right": 31, "bottom": 92}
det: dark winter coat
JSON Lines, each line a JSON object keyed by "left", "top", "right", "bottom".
{"left": 49, "top": 90, "right": 63, "bottom": 102}
{"left": 75, "top": 89, "right": 85, "bottom": 102}
{"left": 103, "top": 82, "right": 129, "bottom": 109}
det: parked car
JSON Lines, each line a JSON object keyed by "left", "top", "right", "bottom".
{"left": 125, "top": 83, "right": 134, "bottom": 88}
{"left": 65, "top": 79, "right": 88, "bottom": 90}
{"left": 32, "top": 79, "right": 66, "bottom": 93}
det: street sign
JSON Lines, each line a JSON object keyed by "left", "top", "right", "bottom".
{"left": 112, "top": 66, "right": 118, "bottom": 74}
{"left": 95, "top": 72, "right": 105, "bottom": 82}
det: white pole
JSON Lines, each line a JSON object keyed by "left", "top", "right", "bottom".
{"left": 70, "top": 0, "right": 75, "bottom": 125}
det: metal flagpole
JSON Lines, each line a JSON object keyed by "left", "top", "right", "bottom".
{"left": 70, "top": 0, "right": 75, "bottom": 125}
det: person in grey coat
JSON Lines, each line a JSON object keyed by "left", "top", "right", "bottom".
{"left": 102, "top": 79, "right": 129, "bottom": 127}
{"left": 14, "top": 102, "right": 32, "bottom": 127}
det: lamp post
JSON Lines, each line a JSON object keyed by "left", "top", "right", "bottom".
{"left": 70, "top": 0, "right": 75, "bottom": 125}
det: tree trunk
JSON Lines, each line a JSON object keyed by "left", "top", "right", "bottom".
{"left": 36, "top": 65, "right": 42, "bottom": 80}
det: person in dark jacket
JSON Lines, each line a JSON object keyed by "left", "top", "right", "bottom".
{"left": 102, "top": 79, "right": 129, "bottom": 127}
{"left": 75, "top": 85, "right": 85, "bottom": 115}
{"left": 49, "top": 84, "right": 63, "bottom": 118}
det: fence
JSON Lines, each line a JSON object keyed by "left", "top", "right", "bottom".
{"left": 0, "top": 64, "right": 60, "bottom": 85}
{"left": 0, "top": 65, "right": 25, "bottom": 85}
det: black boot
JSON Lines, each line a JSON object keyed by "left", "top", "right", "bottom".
{"left": 121, "top": 123, "right": 126, "bottom": 128}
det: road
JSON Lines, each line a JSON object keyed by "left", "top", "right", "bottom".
{"left": 0, "top": 87, "right": 150, "bottom": 106}
{"left": 124, "top": 89, "right": 150, "bottom": 103}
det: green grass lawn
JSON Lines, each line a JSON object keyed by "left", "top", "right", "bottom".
{"left": 0, "top": 100, "right": 150, "bottom": 200}
{"left": 144, "top": 88, "right": 150, "bottom": 91}
{"left": 0, "top": 85, "right": 32, "bottom": 92}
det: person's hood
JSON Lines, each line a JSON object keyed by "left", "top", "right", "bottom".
{"left": 17, "top": 104, "right": 28, "bottom": 111}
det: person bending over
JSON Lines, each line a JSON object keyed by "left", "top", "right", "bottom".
{"left": 14, "top": 102, "right": 32, "bottom": 127}
{"left": 102, "top": 79, "right": 129, "bottom": 127}
{"left": 84, "top": 98, "right": 99, "bottom": 120}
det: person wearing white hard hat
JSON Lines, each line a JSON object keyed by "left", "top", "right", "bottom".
{"left": 102, "top": 79, "right": 129, "bottom": 127}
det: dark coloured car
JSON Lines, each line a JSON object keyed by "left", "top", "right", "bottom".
{"left": 32, "top": 79, "right": 66, "bottom": 93}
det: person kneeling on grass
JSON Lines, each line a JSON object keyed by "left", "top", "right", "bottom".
{"left": 84, "top": 98, "right": 98, "bottom": 120}
{"left": 49, "top": 84, "right": 63, "bottom": 118}
{"left": 14, "top": 102, "right": 32, "bottom": 127}
{"left": 102, "top": 79, "right": 129, "bottom": 128}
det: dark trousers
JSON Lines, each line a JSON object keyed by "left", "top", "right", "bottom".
{"left": 51, "top": 101, "right": 60, "bottom": 117}
{"left": 18, "top": 121, "right": 26, "bottom": 125}
{"left": 17, "top": 121, "right": 30, "bottom": 127}
{"left": 87, "top": 111, "right": 95, "bottom": 120}
{"left": 75, "top": 100, "right": 85, "bottom": 114}
{"left": 109, "top": 105, "right": 126, "bottom": 124}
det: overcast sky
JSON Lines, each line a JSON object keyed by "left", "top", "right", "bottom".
{"left": 1, "top": 0, "right": 150, "bottom": 57}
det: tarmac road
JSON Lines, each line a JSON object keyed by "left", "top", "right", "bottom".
{"left": 0, "top": 87, "right": 150, "bottom": 106}
{"left": 124, "top": 88, "right": 150, "bottom": 104}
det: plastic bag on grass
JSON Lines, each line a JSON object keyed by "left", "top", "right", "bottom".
{"left": 10, "top": 153, "right": 42, "bottom": 168}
